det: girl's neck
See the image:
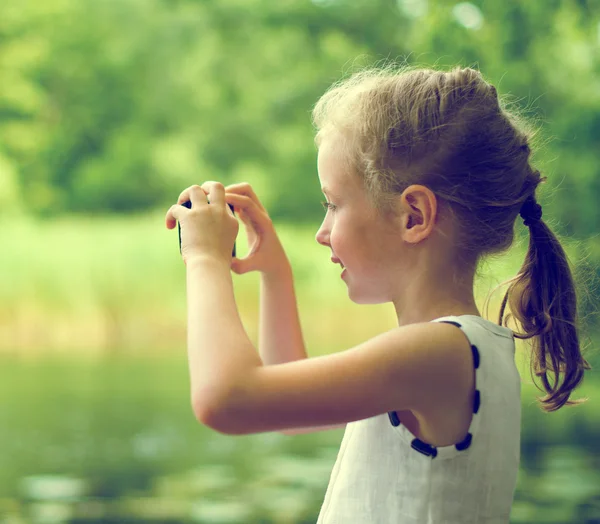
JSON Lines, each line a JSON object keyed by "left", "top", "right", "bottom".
{"left": 394, "top": 298, "right": 480, "bottom": 327}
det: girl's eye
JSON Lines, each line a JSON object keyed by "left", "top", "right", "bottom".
{"left": 320, "top": 201, "right": 337, "bottom": 212}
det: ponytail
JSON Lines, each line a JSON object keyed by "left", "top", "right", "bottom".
{"left": 498, "top": 205, "right": 591, "bottom": 411}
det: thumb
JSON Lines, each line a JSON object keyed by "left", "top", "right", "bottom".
{"left": 230, "top": 256, "right": 248, "bottom": 275}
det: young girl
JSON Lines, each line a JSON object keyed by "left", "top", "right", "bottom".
{"left": 165, "top": 65, "right": 590, "bottom": 523}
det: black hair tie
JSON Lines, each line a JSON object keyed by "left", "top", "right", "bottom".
{"left": 520, "top": 196, "right": 543, "bottom": 227}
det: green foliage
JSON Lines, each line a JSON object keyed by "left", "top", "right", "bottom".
{"left": 1, "top": 0, "right": 599, "bottom": 233}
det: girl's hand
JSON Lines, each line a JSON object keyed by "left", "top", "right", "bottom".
{"left": 165, "top": 182, "right": 239, "bottom": 265}
{"left": 223, "top": 182, "right": 290, "bottom": 275}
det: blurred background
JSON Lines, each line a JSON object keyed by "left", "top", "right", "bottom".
{"left": 1, "top": 0, "right": 599, "bottom": 522}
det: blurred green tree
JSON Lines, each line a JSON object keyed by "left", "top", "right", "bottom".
{"left": 0, "top": 0, "right": 599, "bottom": 234}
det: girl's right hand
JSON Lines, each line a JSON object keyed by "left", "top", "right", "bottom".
{"left": 224, "top": 183, "right": 290, "bottom": 275}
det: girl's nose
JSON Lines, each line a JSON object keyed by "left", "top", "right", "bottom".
{"left": 315, "top": 223, "right": 329, "bottom": 247}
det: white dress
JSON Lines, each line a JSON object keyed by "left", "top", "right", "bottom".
{"left": 316, "top": 315, "right": 521, "bottom": 524}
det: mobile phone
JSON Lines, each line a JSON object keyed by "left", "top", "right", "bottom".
{"left": 178, "top": 200, "right": 237, "bottom": 257}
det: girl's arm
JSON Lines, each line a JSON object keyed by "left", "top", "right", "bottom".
{"left": 187, "top": 258, "right": 472, "bottom": 436}
{"left": 260, "top": 265, "right": 345, "bottom": 435}
{"left": 259, "top": 264, "right": 308, "bottom": 365}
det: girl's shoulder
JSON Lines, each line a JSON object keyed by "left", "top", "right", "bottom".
{"left": 432, "top": 314, "right": 514, "bottom": 339}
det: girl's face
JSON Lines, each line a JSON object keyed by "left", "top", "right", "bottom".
{"left": 315, "top": 136, "right": 408, "bottom": 304}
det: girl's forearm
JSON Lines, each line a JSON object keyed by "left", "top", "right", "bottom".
{"left": 185, "top": 256, "right": 262, "bottom": 412}
{"left": 259, "top": 264, "right": 308, "bottom": 365}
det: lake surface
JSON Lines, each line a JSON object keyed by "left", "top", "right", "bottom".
{"left": 1, "top": 356, "right": 599, "bottom": 523}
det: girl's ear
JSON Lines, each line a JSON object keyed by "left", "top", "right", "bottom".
{"left": 399, "top": 185, "right": 437, "bottom": 244}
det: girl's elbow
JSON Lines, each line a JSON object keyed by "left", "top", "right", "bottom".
{"left": 191, "top": 388, "right": 239, "bottom": 435}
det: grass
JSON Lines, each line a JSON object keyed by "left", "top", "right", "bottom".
{"left": 0, "top": 212, "right": 524, "bottom": 352}
{"left": 1, "top": 212, "right": 598, "bottom": 363}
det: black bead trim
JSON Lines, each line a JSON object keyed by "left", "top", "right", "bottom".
{"left": 424, "top": 319, "right": 478, "bottom": 456}
{"left": 438, "top": 320, "right": 462, "bottom": 328}
{"left": 411, "top": 438, "right": 438, "bottom": 458}
{"left": 455, "top": 432, "right": 473, "bottom": 451}
{"left": 388, "top": 411, "right": 401, "bottom": 427}
{"left": 471, "top": 345, "right": 480, "bottom": 369}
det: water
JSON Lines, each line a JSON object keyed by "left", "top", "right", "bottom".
{"left": 1, "top": 355, "right": 598, "bottom": 523}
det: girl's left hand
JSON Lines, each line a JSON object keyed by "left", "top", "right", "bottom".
{"left": 165, "top": 182, "right": 239, "bottom": 265}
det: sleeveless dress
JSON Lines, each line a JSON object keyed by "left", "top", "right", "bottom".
{"left": 316, "top": 315, "right": 520, "bottom": 524}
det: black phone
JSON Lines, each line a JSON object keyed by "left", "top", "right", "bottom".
{"left": 178, "top": 200, "right": 237, "bottom": 257}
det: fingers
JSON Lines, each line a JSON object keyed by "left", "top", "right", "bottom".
{"left": 179, "top": 183, "right": 230, "bottom": 211}
{"left": 200, "top": 181, "right": 225, "bottom": 208}
{"left": 178, "top": 182, "right": 261, "bottom": 208}
{"left": 189, "top": 185, "right": 209, "bottom": 207}
{"left": 170, "top": 185, "right": 205, "bottom": 229}
{"left": 224, "top": 194, "right": 266, "bottom": 228}
{"left": 177, "top": 184, "right": 208, "bottom": 206}
{"left": 177, "top": 187, "right": 192, "bottom": 205}
{"left": 230, "top": 255, "right": 253, "bottom": 275}
{"left": 169, "top": 183, "right": 207, "bottom": 227}
{"left": 165, "top": 203, "right": 185, "bottom": 229}
{"left": 224, "top": 193, "right": 253, "bottom": 214}
{"left": 170, "top": 183, "right": 251, "bottom": 232}
{"left": 224, "top": 183, "right": 266, "bottom": 212}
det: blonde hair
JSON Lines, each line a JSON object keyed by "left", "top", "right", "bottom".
{"left": 312, "top": 64, "right": 590, "bottom": 411}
